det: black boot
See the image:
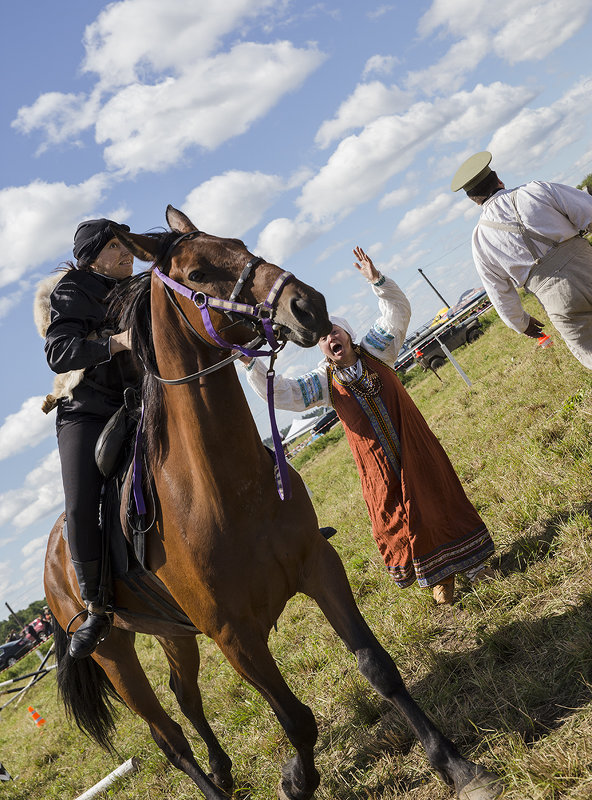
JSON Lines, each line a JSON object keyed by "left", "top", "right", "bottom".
{"left": 69, "top": 560, "right": 111, "bottom": 659}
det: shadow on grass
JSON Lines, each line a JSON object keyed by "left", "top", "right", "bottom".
{"left": 311, "top": 593, "right": 592, "bottom": 799}
{"left": 491, "top": 502, "right": 592, "bottom": 576}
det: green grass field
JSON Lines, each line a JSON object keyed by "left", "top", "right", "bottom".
{"left": 2, "top": 293, "right": 592, "bottom": 799}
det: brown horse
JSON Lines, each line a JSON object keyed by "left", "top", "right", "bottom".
{"left": 45, "top": 206, "right": 502, "bottom": 800}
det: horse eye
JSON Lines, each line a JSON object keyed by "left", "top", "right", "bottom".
{"left": 188, "top": 270, "right": 203, "bottom": 282}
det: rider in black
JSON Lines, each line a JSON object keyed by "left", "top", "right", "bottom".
{"left": 45, "top": 219, "right": 137, "bottom": 659}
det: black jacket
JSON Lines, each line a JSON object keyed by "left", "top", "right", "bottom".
{"left": 45, "top": 268, "right": 138, "bottom": 423}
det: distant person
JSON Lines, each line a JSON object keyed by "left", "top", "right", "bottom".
{"left": 240, "top": 247, "right": 495, "bottom": 604}
{"left": 26, "top": 623, "right": 41, "bottom": 645}
{"left": 42, "top": 607, "right": 52, "bottom": 637}
{"left": 452, "top": 151, "right": 592, "bottom": 369}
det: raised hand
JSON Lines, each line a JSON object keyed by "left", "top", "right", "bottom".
{"left": 353, "top": 246, "right": 380, "bottom": 282}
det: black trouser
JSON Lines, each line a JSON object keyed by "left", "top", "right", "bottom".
{"left": 57, "top": 417, "right": 107, "bottom": 563}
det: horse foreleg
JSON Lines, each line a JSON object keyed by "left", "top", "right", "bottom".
{"left": 215, "top": 626, "right": 319, "bottom": 800}
{"left": 302, "top": 543, "right": 503, "bottom": 800}
{"left": 92, "top": 630, "right": 231, "bottom": 800}
{"left": 156, "top": 635, "right": 233, "bottom": 793}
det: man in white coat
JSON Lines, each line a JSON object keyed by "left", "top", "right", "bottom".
{"left": 451, "top": 151, "right": 592, "bottom": 369}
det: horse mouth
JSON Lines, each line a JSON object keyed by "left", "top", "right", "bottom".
{"left": 281, "top": 322, "right": 330, "bottom": 348}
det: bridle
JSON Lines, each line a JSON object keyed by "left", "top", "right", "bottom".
{"left": 133, "top": 229, "right": 294, "bottom": 506}
{"left": 152, "top": 230, "right": 293, "bottom": 383}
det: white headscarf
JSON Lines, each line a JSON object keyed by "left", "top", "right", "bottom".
{"left": 329, "top": 315, "right": 356, "bottom": 343}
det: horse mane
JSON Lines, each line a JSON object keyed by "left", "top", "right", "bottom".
{"left": 111, "top": 232, "right": 179, "bottom": 465}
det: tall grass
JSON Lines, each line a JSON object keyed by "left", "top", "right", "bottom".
{"left": 2, "top": 293, "right": 592, "bottom": 798}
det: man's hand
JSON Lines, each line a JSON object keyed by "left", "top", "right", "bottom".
{"left": 353, "top": 246, "right": 380, "bottom": 282}
{"left": 523, "top": 316, "right": 545, "bottom": 338}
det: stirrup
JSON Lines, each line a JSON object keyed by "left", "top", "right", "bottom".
{"left": 66, "top": 606, "right": 113, "bottom": 646}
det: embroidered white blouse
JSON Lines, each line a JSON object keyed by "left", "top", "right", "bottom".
{"left": 242, "top": 273, "right": 411, "bottom": 412}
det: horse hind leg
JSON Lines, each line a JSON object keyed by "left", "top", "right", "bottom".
{"left": 215, "top": 625, "right": 320, "bottom": 800}
{"left": 156, "top": 635, "right": 233, "bottom": 794}
{"left": 88, "top": 628, "right": 231, "bottom": 800}
{"left": 301, "top": 542, "right": 504, "bottom": 800}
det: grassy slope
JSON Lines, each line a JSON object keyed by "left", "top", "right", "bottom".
{"left": 2, "top": 294, "right": 592, "bottom": 799}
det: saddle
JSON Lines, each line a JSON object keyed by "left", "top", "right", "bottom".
{"left": 74, "top": 392, "right": 199, "bottom": 636}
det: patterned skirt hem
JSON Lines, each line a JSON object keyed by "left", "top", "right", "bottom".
{"left": 386, "top": 526, "right": 495, "bottom": 589}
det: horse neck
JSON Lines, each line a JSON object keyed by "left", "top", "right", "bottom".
{"left": 151, "top": 289, "right": 265, "bottom": 479}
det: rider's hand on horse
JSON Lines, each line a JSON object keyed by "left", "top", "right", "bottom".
{"left": 523, "top": 316, "right": 545, "bottom": 338}
{"left": 353, "top": 246, "right": 380, "bottom": 283}
{"left": 110, "top": 329, "right": 132, "bottom": 353}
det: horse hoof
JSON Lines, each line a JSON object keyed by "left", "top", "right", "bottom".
{"left": 458, "top": 769, "right": 504, "bottom": 799}
{"left": 209, "top": 771, "right": 233, "bottom": 795}
{"left": 278, "top": 782, "right": 289, "bottom": 800}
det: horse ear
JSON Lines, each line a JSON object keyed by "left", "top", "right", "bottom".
{"left": 109, "top": 225, "right": 159, "bottom": 262}
{"left": 166, "top": 205, "right": 197, "bottom": 234}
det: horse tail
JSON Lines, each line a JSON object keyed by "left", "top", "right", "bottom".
{"left": 53, "top": 615, "right": 121, "bottom": 751}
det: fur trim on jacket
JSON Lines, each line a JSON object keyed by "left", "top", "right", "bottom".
{"left": 34, "top": 271, "right": 86, "bottom": 414}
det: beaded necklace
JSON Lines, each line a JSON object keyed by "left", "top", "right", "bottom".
{"left": 329, "top": 347, "right": 383, "bottom": 397}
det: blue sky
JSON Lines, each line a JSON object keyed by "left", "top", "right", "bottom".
{"left": 1, "top": 0, "right": 591, "bottom": 610}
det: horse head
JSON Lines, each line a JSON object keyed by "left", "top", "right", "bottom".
{"left": 110, "top": 206, "right": 331, "bottom": 349}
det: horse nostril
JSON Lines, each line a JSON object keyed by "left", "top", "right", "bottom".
{"left": 290, "top": 295, "right": 316, "bottom": 326}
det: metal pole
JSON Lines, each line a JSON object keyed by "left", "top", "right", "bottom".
{"left": 5, "top": 603, "right": 24, "bottom": 630}
{"left": 418, "top": 269, "right": 451, "bottom": 308}
{"left": 434, "top": 335, "right": 472, "bottom": 388}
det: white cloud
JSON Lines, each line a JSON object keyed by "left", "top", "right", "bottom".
{"left": 493, "top": 0, "right": 592, "bottom": 64}
{"left": 256, "top": 218, "right": 328, "bottom": 265}
{"left": 379, "top": 185, "right": 419, "bottom": 210}
{"left": 367, "top": 5, "right": 395, "bottom": 20}
{"left": 305, "top": 82, "right": 534, "bottom": 224}
{"left": 363, "top": 54, "right": 399, "bottom": 78}
{"left": 329, "top": 268, "right": 352, "bottom": 285}
{"left": 12, "top": 91, "right": 101, "bottom": 152}
{"left": 315, "top": 81, "right": 411, "bottom": 149}
{"left": 406, "top": 33, "right": 489, "bottom": 96}
{"left": 418, "top": 0, "right": 591, "bottom": 65}
{"left": 98, "top": 41, "right": 325, "bottom": 175}
{"left": 21, "top": 535, "right": 49, "bottom": 572}
{"left": 0, "top": 174, "right": 113, "bottom": 287}
{"left": 0, "top": 398, "right": 56, "bottom": 461}
{"left": 183, "top": 171, "right": 286, "bottom": 238}
{"left": 395, "top": 193, "right": 455, "bottom": 238}
{"left": 259, "top": 81, "right": 537, "bottom": 261}
{"left": 0, "top": 288, "right": 26, "bottom": 321}
{"left": 440, "top": 82, "right": 538, "bottom": 143}
{"left": 0, "top": 450, "right": 63, "bottom": 530}
{"left": 14, "top": 2, "right": 325, "bottom": 177}
{"left": 83, "top": 0, "right": 276, "bottom": 88}
{"left": 487, "top": 78, "right": 592, "bottom": 174}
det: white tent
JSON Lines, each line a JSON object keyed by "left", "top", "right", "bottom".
{"left": 282, "top": 416, "right": 318, "bottom": 444}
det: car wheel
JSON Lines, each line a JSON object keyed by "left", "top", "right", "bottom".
{"left": 466, "top": 327, "right": 483, "bottom": 344}
{"left": 7, "top": 658, "right": 17, "bottom": 667}
{"left": 430, "top": 356, "right": 446, "bottom": 370}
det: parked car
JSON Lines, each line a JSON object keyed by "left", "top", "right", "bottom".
{"left": 414, "top": 313, "right": 484, "bottom": 371}
{"left": 0, "top": 638, "right": 32, "bottom": 670}
{"left": 312, "top": 409, "right": 339, "bottom": 435}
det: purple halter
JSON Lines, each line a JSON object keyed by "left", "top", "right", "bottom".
{"left": 133, "top": 233, "right": 293, "bottom": 511}
{"left": 152, "top": 263, "right": 292, "bottom": 357}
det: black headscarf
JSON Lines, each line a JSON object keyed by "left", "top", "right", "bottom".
{"left": 72, "top": 218, "right": 130, "bottom": 267}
